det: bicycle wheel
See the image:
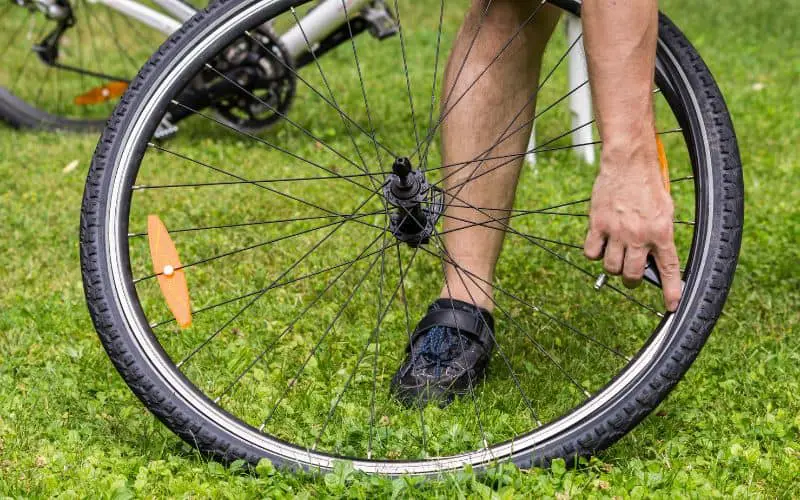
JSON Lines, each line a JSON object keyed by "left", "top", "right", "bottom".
{"left": 81, "top": 0, "right": 743, "bottom": 475}
{"left": 0, "top": 0, "right": 192, "bottom": 131}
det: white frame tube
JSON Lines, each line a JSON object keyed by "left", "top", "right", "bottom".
{"left": 280, "top": 0, "right": 373, "bottom": 59}
{"left": 88, "top": 0, "right": 372, "bottom": 60}
{"left": 90, "top": 0, "right": 182, "bottom": 35}
{"left": 152, "top": 0, "right": 196, "bottom": 22}
{"left": 527, "top": 15, "right": 595, "bottom": 166}
{"left": 566, "top": 14, "right": 595, "bottom": 165}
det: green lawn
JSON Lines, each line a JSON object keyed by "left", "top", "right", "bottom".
{"left": 1, "top": 0, "right": 799, "bottom": 497}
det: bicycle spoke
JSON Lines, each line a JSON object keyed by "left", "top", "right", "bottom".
{"left": 393, "top": 243, "right": 428, "bottom": 456}
{"left": 413, "top": 1, "right": 549, "bottom": 161}
{"left": 203, "top": 63, "right": 368, "bottom": 175}
{"left": 421, "top": 0, "right": 445, "bottom": 173}
{"left": 436, "top": 212, "right": 584, "bottom": 250}
{"left": 423, "top": 30, "right": 585, "bottom": 173}
{"left": 440, "top": 188, "right": 663, "bottom": 316}
{"left": 436, "top": 243, "right": 492, "bottom": 456}
{"left": 431, "top": 237, "right": 631, "bottom": 362}
{"left": 392, "top": 0, "right": 420, "bottom": 151}
{"left": 433, "top": 115, "right": 597, "bottom": 198}
{"left": 149, "top": 239, "right": 398, "bottom": 329}
{"left": 430, "top": 234, "right": 542, "bottom": 426}
{"left": 133, "top": 187, "right": 383, "bottom": 283}
{"left": 176, "top": 197, "right": 380, "bottom": 369}
{"left": 9, "top": 18, "right": 48, "bottom": 90}
{"left": 213, "top": 231, "right": 389, "bottom": 401}
{"left": 244, "top": 24, "right": 398, "bottom": 161}
{"left": 145, "top": 141, "right": 381, "bottom": 225}
{"left": 416, "top": 0, "right": 494, "bottom": 164}
{"left": 128, "top": 211, "right": 385, "bottom": 238}
{"left": 265, "top": 19, "right": 368, "bottom": 175}
{"left": 0, "top": 11, "right": 32, "bottom": 61}
{"left": 338, "top": 0, "right": 385, "bottom": 165}
{"left": 426, "top": 242, "right": 592, "bottom": 397}
{"left": 314, "top": 229, "right": 394, "bottom": 451}
{"left": 367, "top": 223, "right": 390, "bottom": 458}
{"left": 94, "top": 5, "right": 141, "bottom": 73}
{"left": 131, "top": 172, "right": 389, "bottom": 191}
{"left": 259, "top": 247, "right": 387, "bottom": 431}
{"left": 164, "top": 101, "right": 377, "bottom": 195}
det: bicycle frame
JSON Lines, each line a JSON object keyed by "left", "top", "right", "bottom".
{"left": 92, "top": 0, "right": 373, "bottom": 60}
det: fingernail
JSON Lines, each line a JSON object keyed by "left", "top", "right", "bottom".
{"left": 669, "top": 300, "right": 678, "bottom": 311}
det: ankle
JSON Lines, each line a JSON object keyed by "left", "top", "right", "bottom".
{"left": 438, "top": 289, "right": 494, "bottom": 313}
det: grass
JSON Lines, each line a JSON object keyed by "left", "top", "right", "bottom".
{"left": 1, "top": 0, "right": 799, "bottom": 497}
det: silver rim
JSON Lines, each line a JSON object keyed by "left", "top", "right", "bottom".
{"left": 102, "top": 0, "right": 715, "bottom": 474}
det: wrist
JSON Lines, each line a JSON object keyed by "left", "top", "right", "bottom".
{"left": 599, "top": 131, "right": 658, "bottom": 173}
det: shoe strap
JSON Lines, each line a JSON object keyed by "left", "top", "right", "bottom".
{"left": 410, "top": 307, "right": 494, "bottom": 353}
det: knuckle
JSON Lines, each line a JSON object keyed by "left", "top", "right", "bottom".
{"left": 656, "top": 218, "right": 674, "bottom": 236}
{"left": 604, "top": 260, "right": 622, "bottom": 275}
{"left": 661, "top": 263, "right": 680, "bottom": 278}
{"left": 590, "top": 218, "right": 606, "bottom": 233}
{"left": 628, "top": 225, "right": 645, "bottom": 243}
{"left": 623, "top": 268, "right": 642, "bottom": 281}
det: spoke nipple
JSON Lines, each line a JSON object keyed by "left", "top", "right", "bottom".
{"left": 163, "top": 265, "right": 175, "bottom": 276}
{"left": 594, "top": 273, "right": 608, "bottom": 290}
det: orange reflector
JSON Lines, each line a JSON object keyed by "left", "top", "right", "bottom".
{"left": 656, "top": 135, "right": 670, "bottom": 193}
{"left": 147, "top": 215, "right": 192, "bottom": 329}
{"left": 74, "top": 81, "right": 128, "bottom": 105}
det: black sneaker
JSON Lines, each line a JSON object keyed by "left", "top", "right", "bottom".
{"left": 390, "top": 298, "right": 495, "bottom": 407}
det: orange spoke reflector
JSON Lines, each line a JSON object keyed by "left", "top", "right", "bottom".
{"left": 148, "top": 215, "right": 192, "bottom": 329}
{"left": 73, "top": 81, "right": 128, "bottom": 105}
{"left": 656, "top": 135, "right": 670, "bottom": 193}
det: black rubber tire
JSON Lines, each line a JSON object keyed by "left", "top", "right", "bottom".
{"left": 0, "top": 86, "right": 106, "bottom": 132}
{"left": 80, "top": 0, "right": 744, "bottom": 475}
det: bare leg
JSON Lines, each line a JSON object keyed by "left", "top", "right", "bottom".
{"left": 439, "top": 1, "right": 560, "bottom": 310}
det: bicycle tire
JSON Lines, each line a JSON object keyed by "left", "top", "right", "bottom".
{"left": 81, "top": 0, "right": 743, "bottom": 475}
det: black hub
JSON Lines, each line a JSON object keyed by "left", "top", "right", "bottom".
{"left": 384, "top": 157, "right": 443, "bottom": 247}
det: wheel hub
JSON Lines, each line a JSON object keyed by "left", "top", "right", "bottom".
{"left": 383, "top": 157, "right": 443, "bottom": 247}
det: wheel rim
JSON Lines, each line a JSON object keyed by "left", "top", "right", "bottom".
{"left": 0, "top": 0, "right": 185, "bottom": 127}
{"left": 101, "top": 0, "right": 714, "bottom": 473}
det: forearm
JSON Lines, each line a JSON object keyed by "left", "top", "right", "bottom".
{"left": 582, "top": 0, "right": 659, "bottom": 165}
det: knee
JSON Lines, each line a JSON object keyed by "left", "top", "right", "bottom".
{"left": 469, "top": 1, "right": 561, "bottom": 33}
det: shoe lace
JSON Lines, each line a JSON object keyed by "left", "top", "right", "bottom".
{"left": 414, "top": 326, "right": 466, "bottom": 377}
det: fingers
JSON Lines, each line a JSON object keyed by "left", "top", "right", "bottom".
{"left": 584, "top": 227, "right": 605, "bottom": 261}
{"left": 622, "top": 246, "right": 647, "bottom": 289}
{"left": 584, "top": 228, "right": 625, "bottom": 276}
{"left": 654, "top": 242, "right": 682, "bottom": 311}
{"left": 602, "top": 238, "right": 624, "bottom": 275}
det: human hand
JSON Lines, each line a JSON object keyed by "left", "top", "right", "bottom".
{"left": 583, "top": 143, "right": 682, "bottom": 312}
